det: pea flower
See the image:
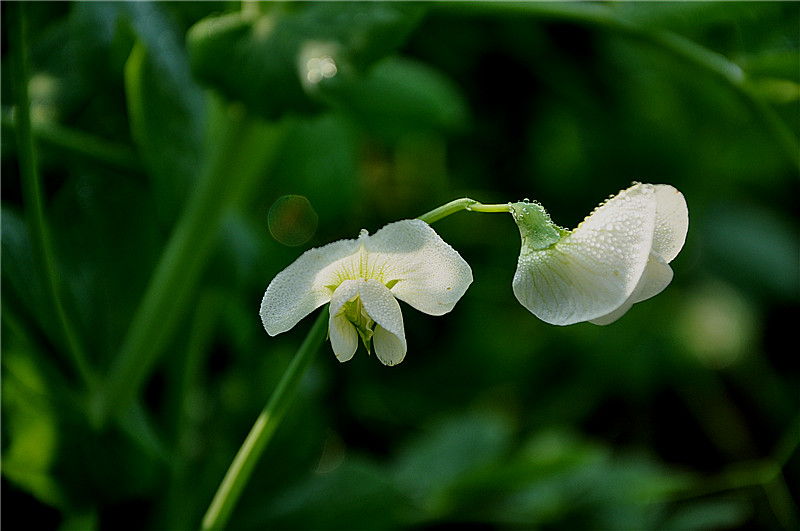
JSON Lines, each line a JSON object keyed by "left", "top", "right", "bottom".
{"left": 510, "top": 182, "right": 688, "bottom": 326}
{"left": 260, "top": 219, "right": 473, "bottom": 366}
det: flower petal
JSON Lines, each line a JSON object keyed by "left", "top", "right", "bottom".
{"left": 328, "top": 280, "right": 363, "bottom": 362}
{"left": 356, "top": 278, "right": 406, "bottom": 357}
{"left": 329, "top": 314, "right": 359, "bottom": 362}
{"left": 588, "top": 266, "right": 648, "bottom": 325}
{"left": 589, "top": 253, "right": 674, "bottom": 325}
{"left": 651, "top": 185, "right": 689, "bottom": 263}
{"left": 373, "top": 325, "right": 406, "bottom": 366}
{"left": 260, "top": 238, "right": 361, "bottom": 336}
{"left": 633, "top": 253, "right": 674, "bottom": 303}
{"left": 363, "top": 219, "right": 473, "bottom": 316}
{"left": 513, "top": 183, "right": 657, "bottom": 325}
{"left": 328, "top": 278, "right": 406, "bottom": 364}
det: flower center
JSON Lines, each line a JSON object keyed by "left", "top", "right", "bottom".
{"left": 341, "top": 295, "right": 376, "bottom": 353}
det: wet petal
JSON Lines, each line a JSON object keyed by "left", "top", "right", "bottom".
{"left": 328, "top": 280, "right": 364, "bottom": 362}
{"left": 513, "top": 183, "right": 657, "bottom": 325}
{"left": 329, "top": 279, "right": 406, "bottom": 363}
{"left": 589, "top": 253, "right": 674, "bottom": 325}
{"left": 651, "top": 185, "right": 689, "bottom": 263}
{"left": 373, "top": 325, "right": 406, "bottom": 366}
{"left": 364, "top": 219, "right": 473, "bottom": 316}
{"left": 329, "top": 314, "right": 358, "bottom": 362}
{"left": 357, "top": 279, "right": 406, "bottom": 359}
{"left": 634, "top": 253, "right": 674, "bottom": 303}
{"left": 260, "top": 238, "right": 360, "bottom": 336}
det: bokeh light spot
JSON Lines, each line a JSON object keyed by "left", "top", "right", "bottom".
{"left": 676, "top": 280, "right": 758, "bottom": 369}
{"left": 268, "top": 195, "right": 319, "bottom": 247}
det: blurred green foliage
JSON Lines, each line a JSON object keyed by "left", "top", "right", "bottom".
{"left": 2, "top": 2, "right": 798, "bottom": 530}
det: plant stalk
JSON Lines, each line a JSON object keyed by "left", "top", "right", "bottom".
{"left": 417, "top": 197, "right": 511, "bottom": 224}
{"left": 8, "top": 2, "right": 95, "bottom": 388}
{"left": 201, "top": 307, "right": 329, "bottom": 531}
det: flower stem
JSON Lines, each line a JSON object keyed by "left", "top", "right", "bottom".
{"left": 8, "top": 2, "right": 96, "bottom": 389}
{"left": 418, "top": 197, "right": 510, "bottom": 224}
{"left": 201, "top": 307, "right": 329, "bottom": 531}
{"left": 1, "top": 108, "right": 143, "bottom": 175}
{"left": 467, "top": 202, "right": 513, "bottom": 214}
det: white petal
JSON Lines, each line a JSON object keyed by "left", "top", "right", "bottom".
{"left": 329, "top": 314, "right": 358, "bottom": 362}
{"left": 589, "top": 253, "right": 674, "bottom": 325}
{"left": 634, "top": 253, "right": 674, "bottom": 303}
{"left": 260, "top": 238, "right": 361, "bottom": 336}
{"left": 651, "top": 185, "right": 689, "bottom": 263}
{"left": 588, "top": 267, "right": 648, "bottom": 325}
{"left": 363, "top": 219, "right": 473, "bottom": 316}
{"left": 328, "top": 280, "right": 363, "bottom": 362}
{"left": 513, "top": 183, "right": 657, "bottom": 325}
{"left": 328, "top": 279, "right": 407, "bottom": 364}
{"left": 356, "top": 279, "right": 406, "bottom": 356}
{"left": 373, "top": 325, "right": 406, "bottom": 366}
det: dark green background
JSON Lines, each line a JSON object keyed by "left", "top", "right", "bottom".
{"left": 2, "top": 2, "right": 798, "bottom": 530}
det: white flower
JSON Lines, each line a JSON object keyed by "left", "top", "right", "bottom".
{"left": 511, "top": 183, "right": 688, "bottom": 326}
{"left": 260, "top": 219, "right": 473, "bottom": 365}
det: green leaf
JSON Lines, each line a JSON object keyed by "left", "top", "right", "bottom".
{"left": 1, "top": 350, "right": 65, "bottom": 508}
{"left": 662, "top": 499, "right": 751, "bottom": 530}
{"left": 121, "top": 2, "right": 207, "bottom": 224}
{"left": 741, "top": 50, "right": 800, "bottom": 83}
{"left": 703, "top": 203, "right": 800, "bottom": 302}
{"left": 268, "top": 112, "right": 359, "bottom": 227}
{"left": 240, "top": 458, "right": 409, "bottom": 530}
{"left": 0, "top": 208, "right": 59, "bottom": 345}
{"left": 745, "top": 77, "right": 800, "bottom": 105}
{"left": 392, "top": 411, "right": 513, "bottom": 516}
{"left": 187, "top": 3, "right": 425, "bottom": 119}
{"left": 48, "top": 172, "right": 161, "bottom": 366}
{"left": 318, "top": 56, "right": 470, "bottom": 141}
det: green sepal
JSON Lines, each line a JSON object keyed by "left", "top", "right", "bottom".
{"left": 509, "top": 201, "right": 566, "bottom": 251}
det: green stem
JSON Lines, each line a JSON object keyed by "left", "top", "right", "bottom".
{"left": 8, "top": 3, "right": 96, "bottom": 388}
{"left": 1, "top": 107, "right": 143, "bottom": 175}
{"left": 435, "top": 1, "right": 799, "bottom": 170}
{"left": 90, "top": 104, "right": 285, "bottom": 428}
{"left": 665, "top": 415, "right": 800, "bottom": 526}
{"left": 201, "top": 307, "right": 329, "bottom": 531}
{"left": 417, "top": 197, "right": 511, "bottom": 224}
{"left": 161, "top": 289, "right": 223, "bottom": 530}
{"left": 467, "top": 202, "right": 513, "bottom": 214}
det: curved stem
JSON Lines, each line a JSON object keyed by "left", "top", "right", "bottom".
{"left": 8, "top": 3, "right": 95, "bottom": 388}
{"left": 664, "top": 415, "right": 799, "bottom": 527}
{"left": 1, "top": 108, "right": 143, "bottom": 175}
{"left": 434, "top": 1, "right": 799, "bottom": 171}
{"left": 201, "top": 307, "right": 329, "bottom": 531}
{"left": 467, "top": 202, "right": 513, "bottom": 214}
{"left": 418, "top": 197, "right": 511, "bottom": 224}
{"left": 417, "top": 198, "right": 476, "bottom": 223}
